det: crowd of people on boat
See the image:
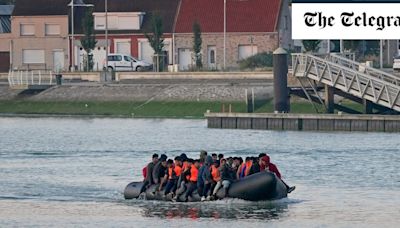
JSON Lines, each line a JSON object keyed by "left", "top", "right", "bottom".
{"left": 140, "top": 151, "right": 295, "bottom": 201}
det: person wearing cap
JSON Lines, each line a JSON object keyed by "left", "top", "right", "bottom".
{"left": 199, "top": 150, "right": 207, "bottom": 164}
{"left": 152, "top": 154, "right": 168, "bottom": 185}
{"left": 140, "top": 153, "right": 159, "bottom": 193}
{"left": 199, "top": 155, "right": 213, "bottom": 201}
{"left": 260, "top": 155, "right": 295, "bottom": 193}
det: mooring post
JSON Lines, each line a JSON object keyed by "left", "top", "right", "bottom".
{"left": 325, "top": 85, "right": 335, "bottom": 113}
{"left": 273, "top": 47, "right": 289, "bottom": 113}
{"left": 363, "top": 99, "right": 373, "bottom": 114}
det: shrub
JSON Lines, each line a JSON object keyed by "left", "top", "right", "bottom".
{"left": 239, "top": 52, "right": 273, "bottom": 70}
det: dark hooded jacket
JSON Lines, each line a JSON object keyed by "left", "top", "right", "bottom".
{"left": 201, "top": 155, "right": 213, "bottom": 184}
{"left": 152, "top": 158, "right": 167, "bottom": 184}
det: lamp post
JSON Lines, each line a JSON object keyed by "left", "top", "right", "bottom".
{"left": 223, "top": 0, "right": 226, "bottom": 70}
{"left": 68, "top": 0, "right": 94, "bottom": 72}
{"left": 105, "top": 0, "right": 108, "bottom": 71}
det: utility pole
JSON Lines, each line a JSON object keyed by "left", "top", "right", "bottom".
{"left": 105, "top": 0, "right": 109, "bottom": 71}
{"left": 223, "top": 0, "right": 226, "bottom": 70}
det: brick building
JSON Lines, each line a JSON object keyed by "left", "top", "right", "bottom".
{"left": 174, "top": 0, "right": 292, "bottom": 70}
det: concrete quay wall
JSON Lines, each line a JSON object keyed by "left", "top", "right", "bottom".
{"left": 206, "top": 113, "right": 400, "bottom": 132}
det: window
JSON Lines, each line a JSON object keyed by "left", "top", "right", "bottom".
{"left": 210, "top": 50, "right": 216, "bottom": 64}
{"left": 23, "top": 50, "right": 45, "bottom": 64}
{"left": 124, "top": 56, "right": 136, "bottom": 62}
{"left": 285, "top": 16, "right": 288, "bottom": 30}
{"left": 238, "top": 45, "right": 258, "bottom": 60}
{"left": 20, "top": 24, "right": 35, "bottom": 36}
{"left": 108, "top": 55, "right": 122, "bottom": 61}
{"left": 45, "top": 24, "right": 60, "bottom": 35}
{"left": 94, "top": 12, "right": 144, "bottom": 30}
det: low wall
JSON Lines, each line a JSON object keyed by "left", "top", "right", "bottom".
{"left": 115, "top": 71, "right": 273, "bottom": 81}
{"left": 60, "top": 72, "right": 100, "bottom": 82}
{"left": 0, "top": 73, "right": 7, "bottom": 80}
{"left": 205, "top": 112, "right": 400, "bottom": 132}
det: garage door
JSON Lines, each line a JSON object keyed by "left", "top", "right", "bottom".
{"left": 140, "top": 41, "right": 154, "bottom": 63}
{"left": 238, "top": 45, "right": 258, "bottom": 60}
{"left": 0, "top": 52, "right": 10, "bottom": 72}
{"left": 178, "top": 48, "right": 193, "bottom": 71}
{"left": 116, "top": 41, "right": 131, "bottom": 55}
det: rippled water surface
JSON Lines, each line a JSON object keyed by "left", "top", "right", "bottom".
{"left": 0, "top": 117, "right": 399, "bottom": 227}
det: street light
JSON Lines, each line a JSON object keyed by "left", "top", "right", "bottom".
{"left": 223, "top": 0, "right": 226, "bottom": 70}
{"left": 68, "top": 0, "right": 94, "bottom": 72}
{"left": 105, "top": 0, "right": 108, "bottom": 71}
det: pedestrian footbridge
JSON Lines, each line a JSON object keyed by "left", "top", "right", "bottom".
{"left": 292, "top": 53, "right": 400, "bottom": 114}
{"left": 7, "top": 70, "right": 55, "bottom": 90}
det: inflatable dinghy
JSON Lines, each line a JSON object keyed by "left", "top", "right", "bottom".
{"left": 124, "top": 171, "right": 288, "bottom": 202}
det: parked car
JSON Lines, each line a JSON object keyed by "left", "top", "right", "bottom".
{"left": 107, "top": 54, "right": 152, "bottom": 71}
{"left": 393, "top": 56, "right": 400, "bottom": 71}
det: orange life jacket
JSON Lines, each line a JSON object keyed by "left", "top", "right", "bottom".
{"left": 183, "top": 161, "right": 191, "bottom": 180}
{"left": 211, "top": 165, "right": 221, "bottom": 182}
{"left": 182, "top": 161, "right": 188, "bottom": 170}
{"left": 189, "top": 164, "right": 198, "bottom": 182}
{"left": 168, "top": 166, "right": 174, "bottom": 180}
{"left": 244, "top": 160, "right": 253, "bottom": 177}
{"left": 174, "top": 165, "right": 182, "bottom": 177}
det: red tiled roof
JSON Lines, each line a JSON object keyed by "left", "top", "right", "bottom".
{"left": 175, "top": 0, "right": 282, "bottom": 33}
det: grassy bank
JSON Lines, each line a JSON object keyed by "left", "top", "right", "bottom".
{"left": 0, "top": 100, "right": 363, "bottom": 118}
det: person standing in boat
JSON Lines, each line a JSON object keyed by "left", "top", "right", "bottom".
{"left": 140, "top": 153, "right": 159, "bottom": 193}
{"left": 199, "top": 150, "right": 207, "bottom": 164}
{"left": 200, "top": 155, "right": 213, "bottom": 201}
{"left": 260, "top": 155, "right": 295, "bottom": 193}
{"left": 152, "top": 154, "right": 168, "bottom": 185}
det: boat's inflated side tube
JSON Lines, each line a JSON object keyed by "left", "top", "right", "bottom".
{"left": 124, "top": 171, "right": 288, "bottom": 201}
{"left": 124, "top": 182, "right": 143, "bottom": 200}
{"left": 216, "top": 171, "right": 286, "bottom": 201}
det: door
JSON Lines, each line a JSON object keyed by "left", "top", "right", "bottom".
{"left": 0, "top": 52, "right": 10, "bottom": 72}
{"left": 53, "top": 50, "right": 64, "bottom": 72}
{"left": 178, "top": 48, "right": 192, "bottom": 71}
{"left": 207, "top": 46, "right": 217, "bottom": 69}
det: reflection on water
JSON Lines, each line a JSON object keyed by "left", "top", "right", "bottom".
{"left": 127, "top": 199, "right": 291, "bottom": 220}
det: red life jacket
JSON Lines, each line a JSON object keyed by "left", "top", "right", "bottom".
{"left": 142, "top": 166, "right": 147, "bottom": 179}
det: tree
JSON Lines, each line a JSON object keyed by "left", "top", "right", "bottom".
{"left": 0, "top": 0, "right": 15, "bottom": 4}
{"left": 344, "top": 40, "right": 361, "bottom": 52}
{"left": 80, "top": 8, "right": 97, "bottom": 71}
{"left": 192, "top": 21, "right": 202, "bottom": 70}
{"left": 302, "top": 40, "right": 321, "bottom": 53}
{"left": 145, "top": 13, "right": 164, "bottom": 71}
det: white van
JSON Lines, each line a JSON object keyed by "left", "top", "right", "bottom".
{"left": 107, "top": 54, "right": 152, "bottom": 71}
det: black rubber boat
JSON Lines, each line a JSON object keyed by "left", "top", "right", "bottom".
{"left": 124, "top": 171, "right": 288, "bottom": 202}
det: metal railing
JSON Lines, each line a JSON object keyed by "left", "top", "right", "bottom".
{"left": 8, "top": 70, "right": 54, "bottom": 89}
{"left": 292, "top": 53, "right": 400, "bottom": 112}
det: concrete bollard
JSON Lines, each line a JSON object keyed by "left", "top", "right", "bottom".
{"left": 273, "top": 47, "right": 290, "bottom": 113}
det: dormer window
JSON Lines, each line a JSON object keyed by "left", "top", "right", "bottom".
{"left": 94, "top": 12, "right": 145, "bottom": 30}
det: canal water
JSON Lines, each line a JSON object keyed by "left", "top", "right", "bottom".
{"left": 0, "top": 118, "right": 399, "bottom": 227}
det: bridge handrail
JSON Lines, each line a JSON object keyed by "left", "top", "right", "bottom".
{"left": 328, "top": 53, "right": 400, "bottom": 85}
{"left": 292, "top": 53, "right": 400, "bottom": 87}
{"left": 292, "top": 53, "right": 400, "bottom": 111}
{"left": 8, "top": 70, "right": 54, "bottom": 88}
